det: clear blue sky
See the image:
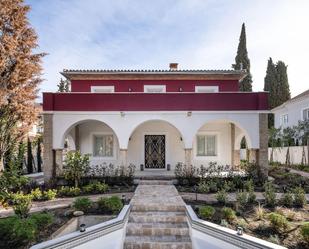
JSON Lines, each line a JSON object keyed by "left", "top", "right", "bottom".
{"left": 26, "top": 0, "right": 309, "bottom": 97}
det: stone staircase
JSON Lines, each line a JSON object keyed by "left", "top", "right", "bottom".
{"left": 124, "top": 180, "right": 192, "bottom": 249}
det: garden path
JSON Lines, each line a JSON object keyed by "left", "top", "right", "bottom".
{"left": 124, "top": 180, "right": 192, "bottom": 249}
{"left": 0, "top": 192, "right": 134, "bottom": 218}
{"left": 286, "top": 167, "right": 309, "bottom": 178}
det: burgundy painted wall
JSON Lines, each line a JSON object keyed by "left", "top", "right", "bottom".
{"left": 70, "top": 80, "right": 239, "bottom": 92}
{"left": 43, "top": 92, "right": 268, "bottom": 111}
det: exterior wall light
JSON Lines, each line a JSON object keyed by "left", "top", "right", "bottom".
{"left": 128, "top": 88, "right": 132, "bottom": 92}
{"left": 120, "top": 111, "right": 125, "bottom": 117}
{"left": 187, "top": 111, "right": 192, "bottom": 117}
{"left": 179, "top": 87, "right": 183, "bottom": 92}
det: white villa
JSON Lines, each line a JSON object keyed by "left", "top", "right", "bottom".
{"left": 42, "top": 64, "right": 269, "bottom": 180}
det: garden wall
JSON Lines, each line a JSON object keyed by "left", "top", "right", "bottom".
{"left": 268, "top": 146, "right": 308, "bottom": 165}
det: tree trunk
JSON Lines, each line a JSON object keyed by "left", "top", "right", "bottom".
{"left": 285, "top": 147, "right": 290, "bottom": 166}
{"left": 301, "top": 146, "right": 306, "bottom": 165}
{"left": 270, "top": 147, "right": 274, "bottom": 163}
{"left": 0, "top": 156, "right": 4, "bottom": 172}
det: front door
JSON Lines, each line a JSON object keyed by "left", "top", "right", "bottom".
{"left": 144, "top": 135, "right": 165, "bottom": 169}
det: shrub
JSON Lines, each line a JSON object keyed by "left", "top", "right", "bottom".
{"left": 268, "top": 235, "right": 280, "bottom": 245}
{"left": 209, "top": 180, "right": 218, "bottom": 192}
{"left": 64, "top": 151, "right": 90, "bottom": 187}
{"left": 73, "top": 197, "right": 92, "bottom": 212}
{"left": 97, "top": 196, "right": 123, "bottom": 214}
{"left": 268, "top": 212, "right": 289, "bottom": 232}
{"left": 82, "top": 181, "right": 108, "bottom": 194}
{"left": 216, "top": 189, "right": 228, "bottom": 205}
{"left": 42, "top": 189, "right": 57, "bottom": 200}
{"left": 301, "top": 222, "right": 309, "bottom": 243}
{"left": 30, "top": 212, "right": 54, "bottom": 227}
{"left": 221, "top": 207, "right": 236, "bottom": 223}
{"left": 244, "top": 179, "right": 254, "bottom": 191}
{"left": 10, "top": 192, "right": 33, "bottom": 218}
{"left": 248, "top": 189, "right": 256, "bottom": 203}
{"left": 58, "top": 186, "right": 81, "bottom": 197}
{"left": 0, "top": 212, "right": 54, "bottom": 248}
{"left": 281, "top": 191, "right": 293, "bottom": 207}
{"left": 263, "top": 182, "right": 276, "bottom": 207}
{"left": 293, "top": 187, "right": 306, "bottom": 207}
{"left": 197, "top": 181, "right": 210, "bottom": 193}
{"left": 236, "top": 191, "right": 248, "bottom": 208}
{"left": 199, "top": 205, "right": 215, "bottom": 220}
{"left": 30, "top": 188, "right": 42, "bottom": 200}
{"left": 220, "top": 219, "right": 228, "bottom": 227}
{"left": 254, "top": 203, "right": 265, "bottom": 220}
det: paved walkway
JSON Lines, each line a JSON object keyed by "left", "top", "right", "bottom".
{"left": 0, "top": 192, "right": 134, "bottom": 218}
{"left": 286, "top": 167, "right": 309, "bottom": 178}
{"left": 124, "top": 180, "right": 192, "bottom": 249}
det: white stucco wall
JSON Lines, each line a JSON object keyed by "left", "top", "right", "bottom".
{"left": 77, "top": 121, "right": 120, "bottom": 166}
{"left": 268, "top": 146, "right": 308, "bottom": 165}
{"left": 273, "top": 95, "right": 309, "bottom": 128}
{"left": 193, "top": 122, "right": 232, "bottom": 166}
{"left": 52, "top": 111, "right": 261, "bottom": 151}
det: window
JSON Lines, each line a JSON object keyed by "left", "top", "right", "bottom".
{"left": 195, "top": 86, "right": 219, "bottom": 93}
{"left": 93, "top": 135, "right": 114, "bottom": 157}
{"left": 302, "top": 108, "right": 309, "bottom": 120}
{"left": 197, "top": 135, "right": 217, "bottom": 156}
{"left": 280, "top": 114, "right": 288, "bottom": 126}
{"left": 91, "top": 86, "right": 115, "bottom": 93}
{"left": 144, "top": 85, "right": 166, "bottom": 93}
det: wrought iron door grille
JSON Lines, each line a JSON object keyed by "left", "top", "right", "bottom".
{"left": 144, "top": 135, "right": 165, "bottom": 168}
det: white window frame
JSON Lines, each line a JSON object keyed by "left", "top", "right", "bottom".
{"left": 195, "top": 133, "right": 218, "bottom": 157}
{"left": 144, "top": 85, "right": 166, "bottom": 93}
{"left": 195, "top": 86, "right": 219, "bottom": 93}
{"left": 301, "top": 107, "right": 309, "bottom": 121}
{"left": 91, "top": 86, "right": 115, "bottom": 93}
{"left": 91, "top": 133, "right": 115, "bottom": 159}
{"left": 280, "top": 113, "right": 289, "bottom": 126}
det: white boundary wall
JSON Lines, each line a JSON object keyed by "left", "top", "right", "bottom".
{"left": 268, "top": 146, "right": 308, "bottom": 165}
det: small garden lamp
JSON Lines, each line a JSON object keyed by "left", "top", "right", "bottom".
{"left": 80, "top": 224, "right": 86, "bottom": 232}
{"left": 237, "top": 226, "right": 243, "bottom": 236}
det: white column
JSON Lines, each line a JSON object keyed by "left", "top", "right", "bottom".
{"left": 184, "top": 148, "right": 193, "bottom": 166}
{"left": 119, "top": 149, "right": 128, "bottom": 166}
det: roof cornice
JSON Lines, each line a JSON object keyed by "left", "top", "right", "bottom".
{"left": 61, "top": 69, "right": 247, "bottom": 81}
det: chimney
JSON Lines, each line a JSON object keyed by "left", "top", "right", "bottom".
{"left": 169, "top": 63, "right": 178, "bottom": 71}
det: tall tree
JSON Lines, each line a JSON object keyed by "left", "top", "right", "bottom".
{"left": 0, "top": 0, "right": 45, "bottom": 171}
{"left": 57, "top": 78, "right": 69, "bottom": 92}
{"left": 275, "top": 61, "right": 291, "bottom": 104}
{"left": 232, "top": 23, "right": 253, "bottom": 91}
{"left": 264, "top": 58, "right": 277, "bottom": 127}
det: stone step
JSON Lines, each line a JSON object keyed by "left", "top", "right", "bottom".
{"left": 129, "top": 211, "right": 187, "bottom": 223}
{"left": 126, "top": 222, "right": 190, "bottom": 236}
{"left": 124, "top": 235, "right": 192, "bottom": 249}
{"left": 131, "top": 204, "right": 186, "bottom": 212}
{"left": 138, "top": 180, "right": 174, "bottom": 185}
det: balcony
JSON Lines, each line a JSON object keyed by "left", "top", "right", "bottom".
{"left": 43, "top": 92, "right": 268, "bottom": 111}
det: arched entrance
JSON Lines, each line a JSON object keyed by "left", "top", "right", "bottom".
{"left": 127, "top": 120, "right": 185, "bottom": 171}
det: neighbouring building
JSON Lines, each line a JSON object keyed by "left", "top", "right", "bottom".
{"left": 42, "top": 63, "right": 269, "bottom": 180}
{"left": 272, "top": 89, "right": 309, "bottom": 129}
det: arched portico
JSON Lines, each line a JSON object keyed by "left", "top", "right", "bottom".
{"left": 127, "top": 119, "right": 185, "bottom": 171}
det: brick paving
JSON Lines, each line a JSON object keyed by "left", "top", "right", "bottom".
{"left": 124, "top": 180, "right": 192, "bottom": 249}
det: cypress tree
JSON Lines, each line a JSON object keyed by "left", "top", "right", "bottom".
{"left": 37, "top": 137, "right": 42, "bottom": 172}
{"left": 232, "top": 23, "right": 253, "bottom": 91}
{"left": 275, "top": 61, "right": 291, "bottom": 104}
{"left": 57, "top": 78, "right": 69, "bottom": 92}
{"left": 264, "top": 58, "right": 277, "bottom": 127}
{"left": 27, "top": 137, "right": 33, "bottom": 174}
